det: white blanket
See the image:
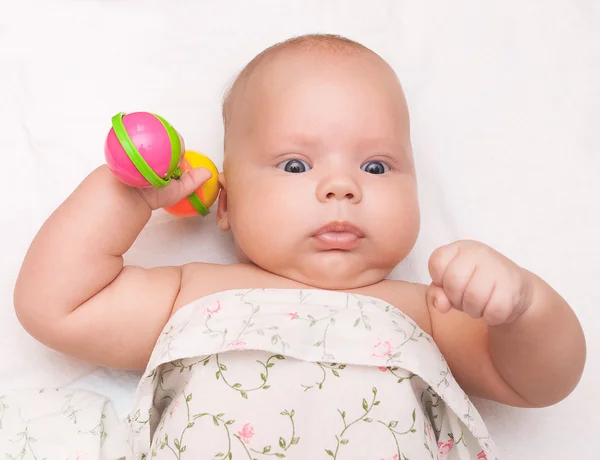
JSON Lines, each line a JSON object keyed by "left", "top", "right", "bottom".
{"left": 1, "top": 1, "right": 598, "bottom": 458}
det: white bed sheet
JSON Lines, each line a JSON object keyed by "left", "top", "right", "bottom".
{"left": 1, "top": 1, "right": 598, "bottom": 458}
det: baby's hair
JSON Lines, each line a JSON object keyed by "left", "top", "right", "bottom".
{"left": 221, "top": 34, "right": 373, "bottom": 144}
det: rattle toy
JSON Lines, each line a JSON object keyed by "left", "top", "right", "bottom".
{"left": 104, "top": 111, "right": 219, "bottom": 216}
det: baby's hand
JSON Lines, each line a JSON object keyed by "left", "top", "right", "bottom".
{"left": 426, "top": 240, "right": 533, "bottom": 326}
{"left": 137, "top": 168, "right": 213, "bottom": 211}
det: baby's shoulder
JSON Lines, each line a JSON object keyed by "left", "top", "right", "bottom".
{"left": 355, "top": 279, "right": 431, "bottom": 334}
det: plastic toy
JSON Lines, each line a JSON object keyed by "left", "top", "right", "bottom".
{"left": 104, "top": 111, "right": 219, "bottom": 216}
{"left": 163, "top": 150, "right": 220, "bottom": 217}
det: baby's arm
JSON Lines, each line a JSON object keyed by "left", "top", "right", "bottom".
{"left": 426, "top": 240, "right": 586, "bottom": 407}
{"left": 14, "top": 165, "right": 212, "bottom": 370}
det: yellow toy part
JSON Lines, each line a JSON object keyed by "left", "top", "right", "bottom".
{"left": 163, "top": 150, "right": 220, "bottom": 217}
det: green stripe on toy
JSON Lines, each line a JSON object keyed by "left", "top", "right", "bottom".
{"left": 153, "top": 113, "right": 182, "bottom": 180}
{"left": 186, "top": 192, "right": 210, "bottom": 216}
{"left": 110, "top": 112, "right": 171, "bottom": 189}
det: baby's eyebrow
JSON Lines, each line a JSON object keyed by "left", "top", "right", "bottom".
{"left": 277, "top": 134, "right": 322, "bottom": 149}
{"left": 356, "top": 135, "right": 404, "bottom": 150}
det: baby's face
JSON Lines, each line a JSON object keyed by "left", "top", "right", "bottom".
{"left": 218, "top": 50, "right": 420, "bottom": 289}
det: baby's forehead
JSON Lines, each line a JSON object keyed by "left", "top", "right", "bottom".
{"left": 222, "top": 36, "right": 409, "bottom": 162}
{"left": 223, "top": 38, "right": 390, "bottom": 122}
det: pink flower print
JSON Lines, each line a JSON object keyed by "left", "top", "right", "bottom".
{"left": 237, "top": 423, "right": 255, "bottom": 444}
{"left": 378, "top": 366, "right": 388, "bottom": 372}
{"left": 231, "top": 339, "right": 247, "bottom": 350}
{"left": 169, "top": 400, "right": 180, "bottom": 419}
{"left": 380, "top": 455, "right": 399, "bottom": 460}
{"left": 75, "top": 452, "right": 87, "bottom": 460}
{"left": 477, "top": 451, "right": 487, "bottom": 460}
{"left": 371, "top": 340, "right": 392, "bottom": 358}
{"left": 424, "top": 423, "right": 433, "bottom": 441}
{"left": 285, "top": 312, "right": 299, "bottom": 320}
{"left": 438, "top": 438, "right": 455, "bottom": 455}
{"left": 204, "top": 301, "right": 221, "bottom": 315}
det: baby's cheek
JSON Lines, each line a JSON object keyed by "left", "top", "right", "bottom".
{"left": 231, "top": 198, "right": 286, "bottom": 256}
{"left": 378, "top": 193, "right": 420, "bottom": 255}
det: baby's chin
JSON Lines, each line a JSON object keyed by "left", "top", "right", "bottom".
{"left": 257, "top": 256, "right": 396, "bottom": 290}
{"left": 292, "top": 267, "right": 391, "bottom": 290}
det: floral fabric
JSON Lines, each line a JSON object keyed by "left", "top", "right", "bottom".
{"left": 0, "top": 387, "right": 126, "bottom": 459}
{"left": 127, "top": 288, "right": 499, "bottom": 460}
{"left": 0, "top": 288, "right": 499, "bottom": 459}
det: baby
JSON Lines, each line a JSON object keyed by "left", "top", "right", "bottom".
{"left": 14, "top": 34, "right": 586, "bottom": 459}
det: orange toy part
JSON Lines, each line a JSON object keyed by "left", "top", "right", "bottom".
{"left": 164, "top": 150, "right": 220, "bottom": 217}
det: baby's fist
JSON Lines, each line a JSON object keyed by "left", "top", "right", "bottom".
{"left": 427, "top": 240, "right": 533, "bottom": 326}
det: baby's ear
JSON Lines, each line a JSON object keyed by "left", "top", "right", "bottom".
{"left": 216, "top": 172, "right": 230, "bottom": 231}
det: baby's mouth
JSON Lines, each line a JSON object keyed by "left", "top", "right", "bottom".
{"left": 312, "top": 221, "right": 364, "bottom": 250}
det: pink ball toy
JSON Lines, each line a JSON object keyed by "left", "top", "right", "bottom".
{"left": 104, "top": 112, "right": 183, "bottom": 188}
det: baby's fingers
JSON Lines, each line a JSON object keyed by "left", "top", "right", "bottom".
{"left": 161, "top": 168, "right": 213, "bottom": 206}
{"left": 426, "top": 284, "right": 452, "bottom": 314}
{"left": 428, "top": 243, "right": 461, "bottom": 286}
{"left": 139, "top": 167, "right": 213, "bottom": 210}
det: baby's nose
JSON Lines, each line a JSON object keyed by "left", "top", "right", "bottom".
{"left": 316, "top": 176, "right": 362, "bottom": 204}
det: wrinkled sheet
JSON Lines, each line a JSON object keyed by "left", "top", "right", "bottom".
{"left": 1, "top": 1, "right": 598, "bottom": 458}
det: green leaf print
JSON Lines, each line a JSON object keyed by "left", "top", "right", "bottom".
{"left": 215, "top": 354, "right": 283, "bottom": 398}
{"left": 4, "top": 423, "right": 40, "bottom": 460}
{"left": 301, "top": 362, "right": 346, "bottom": 392}
{"left": 387, "top": 367, "right": 417, "bottom": 384}
{"left": 244, "top": 409, "right": 299, "bottom": 458}
{"left": 190, "top": 411, "right": 235, "bottom": 460}
{"left": 376, "top": 407, "right": 419, "bottom": 460}
{"left": 327, "top": 388, "right": 379, "bottom": 459}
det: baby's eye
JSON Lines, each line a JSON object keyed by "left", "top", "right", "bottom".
{"left": 361, "top": 160, "right": 389, "bottom": 175}
{"left": 277, "top": 159, "right": 311, "bottom": 173}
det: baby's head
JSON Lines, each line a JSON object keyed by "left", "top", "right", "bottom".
{"left": 216, "top": 34, "right": 420, "bottom": 289}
